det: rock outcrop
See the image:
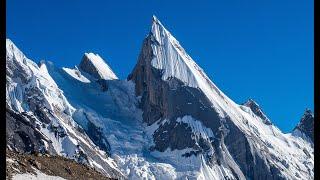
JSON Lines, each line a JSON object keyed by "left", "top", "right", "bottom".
{"left": 293, "top": 109, "right": 314, "bottom": 142}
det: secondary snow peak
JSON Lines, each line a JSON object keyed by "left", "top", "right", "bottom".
{"left": 6, "top": 38, "right": 25, "bottom": 64}
{"left": 293, "top": 109, "right": 314, "bottom": 142}
{"left": 151, "top": 15, "right": 158, "bottom": 22}
{"left": 79, "top": 52, "right": 118, "bottom": 80}
{"left": 303, "top": 108, "right": 314, "bottom": 116}
{"left": 242, "top": 98, "right": 272, "bottom": 125}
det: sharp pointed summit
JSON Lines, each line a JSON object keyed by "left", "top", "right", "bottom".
{"left": 146, "top": 16, "right": 220, "bottom": 92}
{"left": 151, "top": 15, "right": 158, "bottom": 22}
{"left": 150, "top": 15, "right": 172, "bottom": 46}
{"left": 128, "top": 17, "right": 314, "bottom": 179}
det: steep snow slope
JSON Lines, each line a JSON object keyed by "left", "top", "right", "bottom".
{"left": 6, "top": 39, "right": 123, "bottom": 179}
{"left": 242, "top": 99, "right": 272, "bottom": 125}
{"left": 44, "top": 59, "right": 183, "bottom": 179}
{"left": 79, "top": 53, "right": 118, "bottom": 80}
{"left": 129, "top": 16, "right": 314, "bottom": 179}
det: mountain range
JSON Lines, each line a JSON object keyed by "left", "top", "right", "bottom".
{"left": 6, "top": 16, "right": 314, "bottom": 180}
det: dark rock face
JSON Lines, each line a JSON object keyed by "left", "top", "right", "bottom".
{"left": 129, "top": 37, "right": 221, "bottom": 127}
{"left": 223, "top": 119, "right": 284, "bottom": 180}
{"left": 87, "top": 120, "right": 111, "bottom": 156}
{"left": 6, "top": 105, "right": 56, "bottom": 154}
{"left": 97, "top": 79, "right": 109, "bottom": 91}
{"left": 243, "top": 99, "right": 272, "bottom": 125}
{"left": 78, "top": 54, "right": 103, "bottom": 80}
{"left": 294, "top": 109, "right": 314, "bottom": 142}
{"left": 128, "top": 35, "right": 286, "bottom": 180}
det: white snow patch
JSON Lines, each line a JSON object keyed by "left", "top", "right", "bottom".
{"left": 84, "top": 52, "right": 118, "bottom": 80}
{"left": 62, "top": 67, "right": 90, "bottom": 83}
{"left": 176, "top": 115, "right": 214, "bottom": 141}
{"left": 12, "top": 169, "right": 65, "bottom": 180}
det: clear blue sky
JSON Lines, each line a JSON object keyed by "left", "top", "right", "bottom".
{"left": 6, "top": 0, "right": 313, "bottom": 132}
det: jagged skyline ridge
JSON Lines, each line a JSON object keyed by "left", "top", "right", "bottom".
{"left": 5, "top": 15, "right": 314, "bottom": 177}
{"left": 6, "top": 0, "right": 313, "bottom": 132}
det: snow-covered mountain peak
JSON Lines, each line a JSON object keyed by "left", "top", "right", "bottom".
{"left": 6, "top": 39, "right": 39, "bottom": 86}
{"left": 148, "top": 17, "right": 221, "bottom": 92}
{"left": 303, "top": 108, "right": 314, "bottom": 117}
{"left": 150, "top": 15, "right": 170, "bottom": 45}
{"left": 6, "top": 38, "right": 15, "bottom": 49}
{"left": 79, "top": 52, "right": 118, "bottom": 80}
{"left": 293, "top": 109, "right": 314, "bottom": 142}
{"left": 297, "top": 109, "right": 314, "bottom": 126}
{"left": 242, "top": 98, "right": 272, "bottom": 125}
{"left": 243, "top": 98, "right": 259, "bottom": 106}
{"left": 7, "top": 17, "right": 314, "bottom": 179}
{"left": 146, "top": 17, "right": 242, "bottom": 120}
{"left": 129, "top": 17, "right": 314, "bottom": 179}
{"left": 6, "top": 38, "right": 14, "bottom": 49}
{"left": 151, "top": 15, "right": 158, "bottom": 23}
{"left": 6, "top": 38, "right": 26, "bottom": 64}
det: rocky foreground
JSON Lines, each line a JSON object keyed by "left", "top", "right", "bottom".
{"left": 6, "top": 149, "right": 113, "bottom": 180}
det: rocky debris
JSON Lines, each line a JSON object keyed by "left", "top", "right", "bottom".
{"left": 29, "top": 159, "right": 42, "bottom": 170}
{"left": 6, "top": 149, "right": 113, "bottom": 180}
